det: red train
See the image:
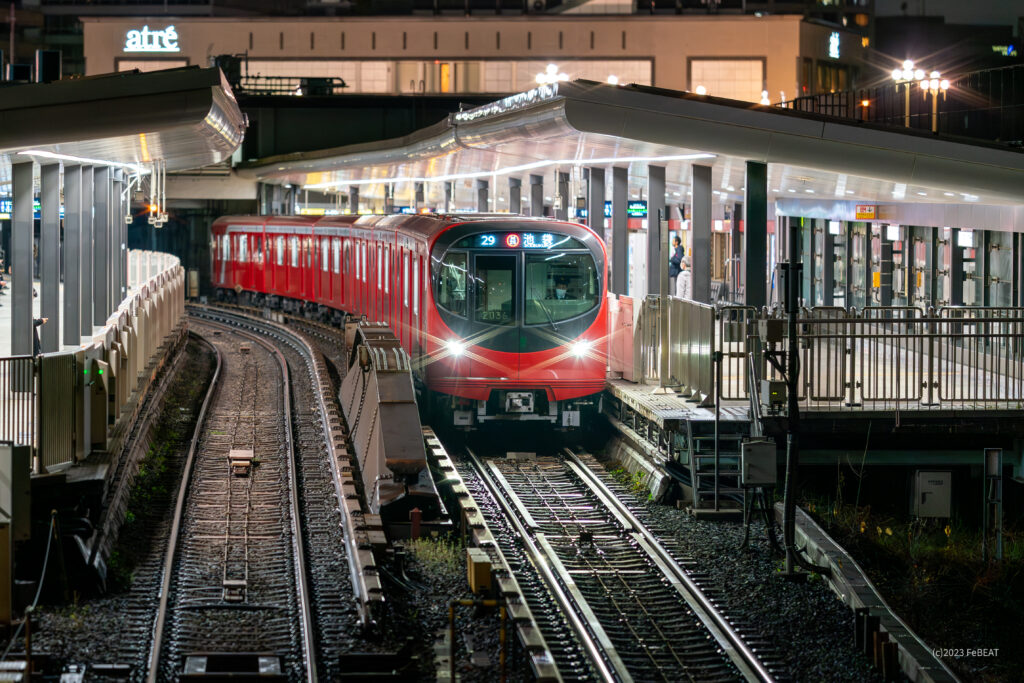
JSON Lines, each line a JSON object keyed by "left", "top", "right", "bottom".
{"left": 211, "top": 213, "right": 608, "bottom": 428}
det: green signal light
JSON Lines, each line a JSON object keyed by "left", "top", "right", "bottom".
{"left": 98, "top": 369, "right": 104, "bottom": 375}
{"left": 83, "top": 368, "right": 88, "bottom": 375}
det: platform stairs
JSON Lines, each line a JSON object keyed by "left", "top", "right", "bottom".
{"left": 686, "top": 415, "right": 750, "bottom": 517}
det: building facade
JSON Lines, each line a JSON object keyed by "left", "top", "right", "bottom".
{"left": 82, "top": 15, "right": 868, "bottom": 102}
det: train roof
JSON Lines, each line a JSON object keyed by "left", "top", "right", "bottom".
{"left": 213, "top": 213, "right": 602, "bottom": 251}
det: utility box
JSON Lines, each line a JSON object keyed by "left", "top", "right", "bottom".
{"left": 466, "top": 547, "right": 492, "bottom": 594}
{"left": 913, "top": 471, "right": 952, "bottom": 518}
{"left": 741, "top": 440, "right": 777, "bottom": 487}
{"left": 760, "top": 379, "right": 787, "bottom": 412}
{"left": 758, "top": 319, "right": 785, "bottom": 344}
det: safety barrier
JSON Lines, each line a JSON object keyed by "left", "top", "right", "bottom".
{"left": 635, "top": 298, "right": 1024, "bottom": 413}
{"left": 23, "top": 250, "right": 185, "bottom": 473}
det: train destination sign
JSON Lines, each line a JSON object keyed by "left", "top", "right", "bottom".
{"left": 458, "top": 233, "right": 585, "bottom": 250}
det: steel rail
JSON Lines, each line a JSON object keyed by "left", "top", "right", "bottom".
{"left": 563, "top": 448, "right": 776, "bottom": 683}
{"left": 189, "top": 304, "right": 384, "bottom": 628}
{"left": 145, "top": 331, "right": 224, "bottom": 682}
{"left": 467, "top": 448, "right": 626, "bottom": 683}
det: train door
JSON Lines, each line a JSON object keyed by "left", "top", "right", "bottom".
{"left": 470, "top": 251, "right": 518, "bottom": 379}
{"left": 318, "top": 237, "right": 328, "bottom": 303}
{"left": 380, "top": 244, "right": 387, "bottom": 327}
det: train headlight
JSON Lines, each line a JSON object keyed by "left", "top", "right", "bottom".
{"left": 445, "top": 339, "right": 466, "bottom": 357}
{"left": 570, "top": 340, "right": 593, "bottom": 358}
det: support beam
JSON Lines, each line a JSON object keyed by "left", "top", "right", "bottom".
{"left": 39, "top": 163, "right": 60, "bottom": 353}
{"left": 63, "top": 165, "right": 82, "bottom": 347}
{"left": 81, "top": 166, "right": 93, "bottom": 334}
{"left": 743, "top": 161, "right": 768, "bottom": 308}
{"left": 646, "top": 165, "right": 665, "bottom": 295}
{"left": 555, "top": 171, "right": 569, "bottom": 221}
{"left": 611, "top": 166, "right": 628, "bottom": 296}
{"left": 11, "top": 162, "right": 33, "bottom": 356}
{"left": 586, "top": 167, "right": 605, "bottom": 240}
{"left": 414, "top": 182, "right": 424, "bottom": 212}
{"left": 731, "top": 201, "right": 742, "bottom": 302}
{"left": 110, "top": 171, "right": 121, "bottom": 313}
{"left": 821, "top": 226, "right": 835, "bottom": 306}
{"left": 949, "top": 228, "right": 964, "bottom": 306}
{"left": 691, "top": 164, "right": 712, "bottom": 303}
{"left": 444, "top": 181, "right": 452, "bottom": 213}
{"left": 505, "top": 178, "right": 520, "bottom": 215}
{"left": 93, "top": 166, "right": 110, "bottom": 324}
{"left": 529, "top": 174, "right": 543, "bottom": 217}
{"left": 348, "top": 186, "right": 359, "bottom": 214}
{"left": 384, "top": 184, "right": 394, "bottom": 214}
{"left": 879, "top": 234, "right": 893, "bottom": 306}
{"left": 476, "top": 179, "right": 488, "bottom": 213}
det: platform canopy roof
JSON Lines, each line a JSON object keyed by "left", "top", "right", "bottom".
{"left": 241, "top": 80, "right": 1024, "bottom": 230}
{"left": 0, "top": 66, "right": 245, "bottom": 188}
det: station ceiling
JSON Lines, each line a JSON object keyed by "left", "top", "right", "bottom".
{"left": 241, "top": 80, "right": 1024, "bottom": 229}
{"left": 0, "top": 67, "right": 245, "bottom": 189}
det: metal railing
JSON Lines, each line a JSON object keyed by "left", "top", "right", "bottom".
{"left": 636, "top": 298, "right": 1024, "bottom": 413}
{"left": 0, "top": 357, "right": 36, "bottom": 450}
{"left": 2, "top": 250, "right": 188, "bottom": 474}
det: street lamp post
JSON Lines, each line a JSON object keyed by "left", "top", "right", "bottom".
{"left": 890, "top": 60, "right": 949, "bottom": 132}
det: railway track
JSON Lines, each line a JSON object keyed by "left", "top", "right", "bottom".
{"left": 148, "top": 319, "right": 316, "bottom": 681}
{"left": 466, "top": 447, "right": 785, "bottom": 683}
{"left": 185, "top": 305, "right": 387, "bottom": 676}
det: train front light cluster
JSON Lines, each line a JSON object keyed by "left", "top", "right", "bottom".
{"left": 570, "top": 340, "right": 593, "bottom": 359}
{"left": 445, "top": 339, "right": 466, "bottom": 357}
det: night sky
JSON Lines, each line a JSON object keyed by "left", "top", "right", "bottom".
{"left": 874, "top": 0, "right": 1024, "bottom": 28}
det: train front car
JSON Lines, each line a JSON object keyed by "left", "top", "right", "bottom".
{"left": 426, "top": 219, "right": 607, "bottom": 429}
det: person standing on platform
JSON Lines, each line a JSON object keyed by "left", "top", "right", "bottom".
{"left": 676, "top": 257, "right": 691, "bottom": 300}
{"left": 32, "top": 317, "right": 48, "bottom": 357}
{"left": 668, "top": 236, "right": 683, "bottom": 294}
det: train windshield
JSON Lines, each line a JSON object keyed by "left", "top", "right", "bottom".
{"left": 436, "top": 237, "right": 599, "bottom": 326}
{"left": 524, "top": 253, "right": 598, "bottom": 325}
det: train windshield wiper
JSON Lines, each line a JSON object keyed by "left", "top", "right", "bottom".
{"left": 530, "top": 284, "right": 559, "bottom": 332}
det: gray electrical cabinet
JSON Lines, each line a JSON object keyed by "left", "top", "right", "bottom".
{"left": 741, "top": 440, "right": 777, "bottom": 487}
{"left": 913, "top": 471, "right": 952, "bottom": 518}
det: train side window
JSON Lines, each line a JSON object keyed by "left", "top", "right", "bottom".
{"left": 438, "top": 251, "right": 467, "bottom": 317}
{"left": 354, "top": 240, "right": 360, "bottom": 280}
{"left": 222, "top": 235, "right": 231, "bottom": 262}
{"left": 276, "top": 236, "right": 285, "bottom": 265}
{"left": 332, "top": 238, "right": 341, "bottom": 274}
{"left": 256, "top": 236, "right": 264, "bottom": 262}
{"left": 322, "top": 238, "right": 330, "bottom": 272}
{"left": 239, "top": 235, "right": 248, "bottom": 263}
{"left": 361, "top": 243, "right": 367, "bottom": 282}
{"left": 290, "top": 236, "right": 299, "bottom": 268}
{"left": 377, "top": 245, "right": 382, "bottom": 288}
{"left": 403, "top": 252, "right": 410, "bottom": 307}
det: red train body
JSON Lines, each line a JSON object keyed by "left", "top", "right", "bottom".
{"left": 211, "top": 213, "right": 608, "bottom": 427}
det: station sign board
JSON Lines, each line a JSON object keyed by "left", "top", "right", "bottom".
{"left": 124, "top": 25, "right": 180, "bottom": 53}
{"left": 855, "top": 204, "right": 876, "bottom": 220}
{"left": 627, "top": 200, "right": 648, "bottom": 218}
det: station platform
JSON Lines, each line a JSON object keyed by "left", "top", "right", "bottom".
{"left": 0, "top": 278, "right": 116, "bottom": 357}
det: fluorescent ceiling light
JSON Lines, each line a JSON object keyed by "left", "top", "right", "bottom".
{"left": 300, "top": 153, "right": 717, "bottom": 190}
{"left": 17, "top": 150, "right": 149, "bottom": 174}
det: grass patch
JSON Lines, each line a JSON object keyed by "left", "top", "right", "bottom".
{"left": 803, "top": 498, "right": 1024, "bottom": 681}
{"left": 406, "top": 536, "right": 463, "bottom": 577}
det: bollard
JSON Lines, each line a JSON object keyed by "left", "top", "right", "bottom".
{"left": 862, "top": 613, "right": 880, "bottom": 657}
{"left": 882, "top": 640, "right": 899, "bottom": 681}
{"left": 872, "top": 630, "right": 889, "bottom": 669}
{"left": 854, "top": 607, "right": 868, "bottom": 650}
{"left": 409, "top": 508, "right": 421, "bottom": 540}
